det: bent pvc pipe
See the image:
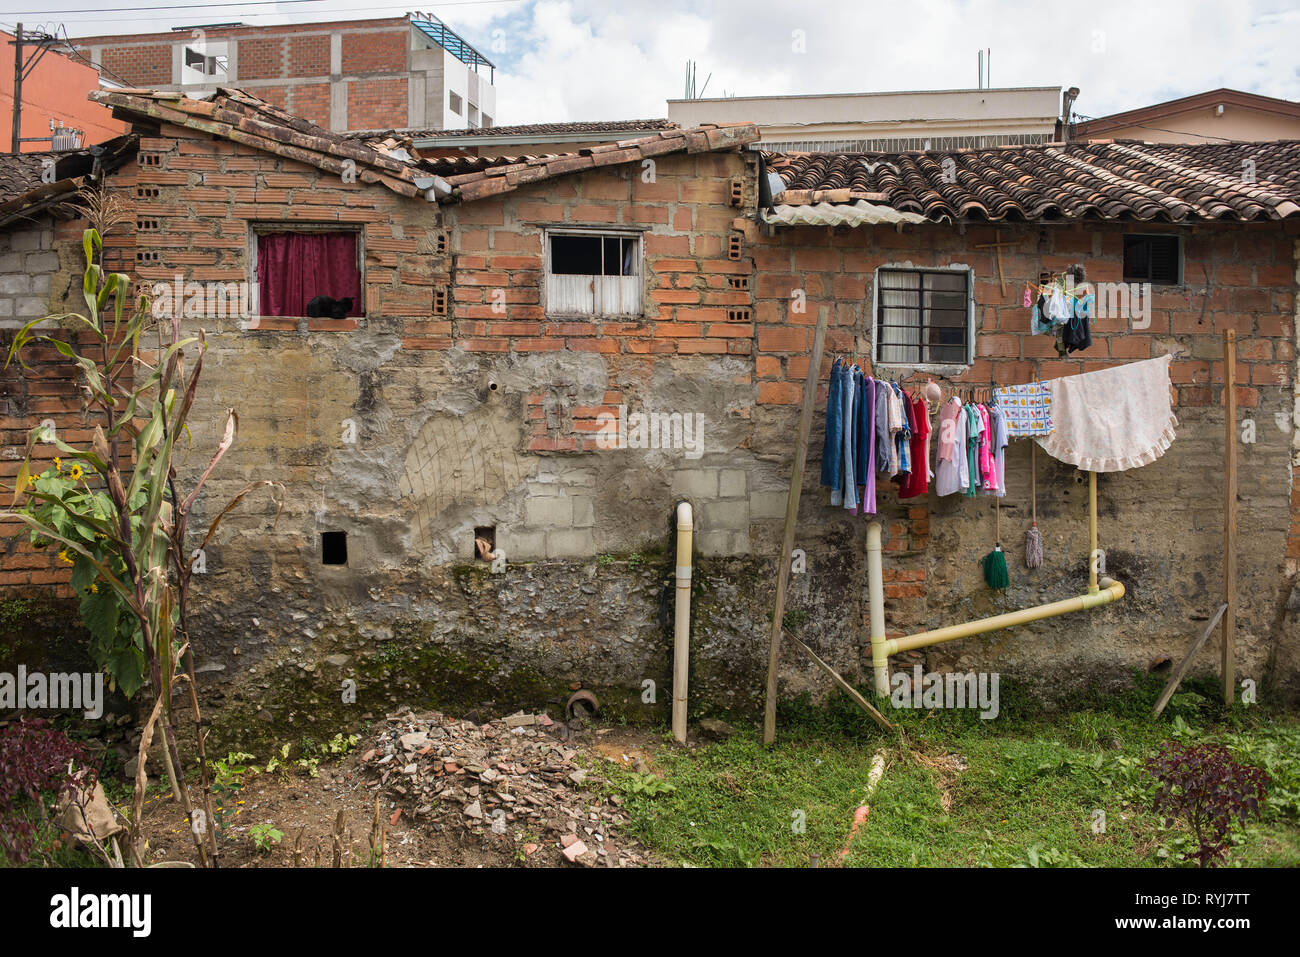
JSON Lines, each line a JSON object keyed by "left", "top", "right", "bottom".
{"left": 881, "top": 578, "right": 1125, "bottom": 657}
{"left": 672, "top": 502, "right": 693, "bottom": 744}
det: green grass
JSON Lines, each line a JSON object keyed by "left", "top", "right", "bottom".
{"left": 600, "top": 676, "right": 1300, "bottom": 868}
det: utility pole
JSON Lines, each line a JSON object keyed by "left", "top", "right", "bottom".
{"left": 9, "top": 24, "right": 22, "bottom": 153}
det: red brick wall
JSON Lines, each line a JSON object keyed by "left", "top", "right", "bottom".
{"left": 341, "top": 29, "right": 407, "bottom": 75}
{"left": 124, "top": 122, "right": 442, "bottom": 332}
{"left": 290, "top": 84, "right": 332, "bottom": 130}
{"left": 98, "top": 43, "right": 171, "bottom": 87}
{"left": 236, "top": 37, "right": 284, "bottom": 81}
{"left": 346, "top": 78, "right": 408, "bottom": 130}
{"left": 287, "top": 34, "right": 331, "bottom": 76}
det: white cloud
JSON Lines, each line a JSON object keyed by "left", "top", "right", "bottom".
{"left": 25, "top": 0, "right": 1299, "bottom": 125}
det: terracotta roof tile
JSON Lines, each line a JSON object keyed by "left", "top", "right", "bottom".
{"left": 92, "top": 88, "right": 758, "bottom": 204}
{"left": 764, "top": 141, "right": 1300, "bottom": 222}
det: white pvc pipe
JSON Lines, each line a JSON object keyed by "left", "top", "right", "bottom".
{"left": 867, "top": 522, "right": 888, "bottom": 696}
{"left": 672, "top": 502, "right": 693, "bottom": 744}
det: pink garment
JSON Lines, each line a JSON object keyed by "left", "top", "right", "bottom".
{"left": 978, "top": 405, "right": 997, "bottom": 490}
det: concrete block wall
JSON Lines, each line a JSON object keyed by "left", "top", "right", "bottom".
{"left": 0, "top": 224, "right": 56, "bottom": 327}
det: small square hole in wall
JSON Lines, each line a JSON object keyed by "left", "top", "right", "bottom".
{"left": 474, "top": 526, "right": 496, "bottom": 561}
{"left": 435, "top": 232, "right": 448, "bottom": 254}
{"left": 728, "top": 231, "right": 743, "bottom": 261}
{"left": 728, "top": 275, "right": 749, "bottom": 290}
{"left": 321, "top": 531, "right": 348, "bottom": 566}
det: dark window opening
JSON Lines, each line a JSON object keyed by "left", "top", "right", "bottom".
{"left": 1123, "top": 234, "right": 1180, "bottom": 284}
{"left": 321, "top": 531, "right": 348, "bottom": 566}
{"left": 474, "top": 526, "right": 496, "bottom": 561}
{"left": 256, "top": 231, "right": 362, "bottom": 318}
{"left": 550, "top": 235, "right": 637, "bottom": 276}
{"left": 876, "top": 268, "right": 971, "bottom": 366}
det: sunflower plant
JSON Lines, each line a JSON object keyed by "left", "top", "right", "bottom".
{"left": 23, "top": 457, "right": 154, "bottom": 697}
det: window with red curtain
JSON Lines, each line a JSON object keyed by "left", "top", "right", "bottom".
{"left": 256, "top": 231, "right": 362, "bottom": 317}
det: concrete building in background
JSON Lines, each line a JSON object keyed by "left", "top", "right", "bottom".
{"left": 1071, "top": 88, "right": 1300, "bottom": 143}
{"left": 70, "top": 14, "right": 496, "bottom": 134}
{"left": 667, "top": 87, "right": 1064, "bottom": 152}
{"left": 0, "top": 28, "right": 128, "bottom": 151}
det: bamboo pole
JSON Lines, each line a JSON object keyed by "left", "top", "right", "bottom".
{"left": 762, "top": 305, "right": 830, "bottom": 746}
{"left": 1222, "top": 330, "right": 1237, "bottom": 705}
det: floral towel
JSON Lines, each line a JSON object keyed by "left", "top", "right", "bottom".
{"left": 993, "top": 381, "right": 1054, "bottom": 438}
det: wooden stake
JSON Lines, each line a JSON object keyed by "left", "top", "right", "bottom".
{"left": 1153, "top": 603, "right": 1229, "bottom": 718}
{"left": 762, "top": 305, "right": 830, "bottom": 746}
{"left": 1222, "top": 330, "right": 1237, "bottom": 706}
{"left": 784, "top": 629, "right": 894, "bottom": 731}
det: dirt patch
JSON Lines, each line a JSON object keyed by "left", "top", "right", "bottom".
{"left": 133, "top": 713, "right": 668, "bottom": 868}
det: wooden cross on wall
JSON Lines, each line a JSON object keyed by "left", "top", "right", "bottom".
{"left": 973, "top": 228, "right": 1020, "bottom": 296}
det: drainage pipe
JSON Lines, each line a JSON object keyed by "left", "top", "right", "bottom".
{"left": 867, "top": 523, "right": 888, "bottom": 696}
{"left": 1088, "top": 470, "right": 1099, "bottom": 594}
{"left": 672, "top": 502, "right": 693, "bottom": 744}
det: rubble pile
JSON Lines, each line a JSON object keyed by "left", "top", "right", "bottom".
{"left": 361, "top": 706, "right": 654, "bottom": 867}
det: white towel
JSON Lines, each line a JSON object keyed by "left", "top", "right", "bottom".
{"left": 1035, "top": 354, "right": 1178, "bottom": 472}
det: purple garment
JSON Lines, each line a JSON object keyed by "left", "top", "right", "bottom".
{"left": 860, "top": 378, "right": 876, "bottom": 514}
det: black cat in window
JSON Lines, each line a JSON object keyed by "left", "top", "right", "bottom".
{"left": 305, "top": 295, "right": 354, "bottom": 318}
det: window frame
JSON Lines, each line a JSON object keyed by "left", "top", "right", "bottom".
{"left": 1122, "top": 233, "right": 1182, "bottom": 285}
{"left": 542, "top": 227, "right": 645, "bottom": 319}
{"left": 871, "top": 264, "right": 975, "bottom": 372}
{"left": 248, "top": 223, "right": 366, "bottom": 320}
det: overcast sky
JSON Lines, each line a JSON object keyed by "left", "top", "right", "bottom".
{"left": 3, "top": 0, "right": 1298, "bottom": 125}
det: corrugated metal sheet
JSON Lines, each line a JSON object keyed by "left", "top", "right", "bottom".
{"left": 760, "top": 200, "right": 929, "bottom": 227}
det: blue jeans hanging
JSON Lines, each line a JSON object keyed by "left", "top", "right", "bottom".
{"left": 820, "top": 358, "right": 844, "bottom": 492}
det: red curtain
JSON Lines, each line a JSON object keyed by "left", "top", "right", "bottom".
{"left": 257, "top": 232, "right": 362, "bottom": 318}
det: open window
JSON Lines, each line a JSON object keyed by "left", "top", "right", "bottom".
{"left": 545, "top": 230, "right": 642, "bottom": 317}
{"left": 449, "top": 91, "right": 463, "bottom": 116}
{"left": 254, "top": 229, "right": 363, "bottom": 318}
{"left": 181, "top": 40, "right": 228, "bottom": 83}
{"left": 874, "top": 267, "right": 972, "bottom": 367}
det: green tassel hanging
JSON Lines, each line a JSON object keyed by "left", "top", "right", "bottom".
{"left": 983, "top": 545, "right": 1010, "bottom": 589}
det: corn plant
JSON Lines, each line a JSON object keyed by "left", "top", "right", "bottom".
{"left": 2, "top": 223, "right": 280, "bottom": 866}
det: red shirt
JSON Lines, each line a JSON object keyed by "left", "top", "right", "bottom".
{"left": 899, "top": 395, "right": 931, "bottom": 499}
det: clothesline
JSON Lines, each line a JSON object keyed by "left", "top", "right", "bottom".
{"left": 819, "top": 354, "right": 1179, "bottom": 510}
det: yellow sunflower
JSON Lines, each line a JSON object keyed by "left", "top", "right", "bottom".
{"left": 57, "top": 548, "right": 75, "bottom": 565}
{"left": 68, "top": 464, "right": 83, "bottom": 481}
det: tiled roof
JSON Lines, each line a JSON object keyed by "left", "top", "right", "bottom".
{"left": 0, "top": 135, "right": 137, "bottom": 230}
{"left": 349, "top": 119, "right": 679, "bottom": 140}
{"left": 91, "top": 88, "right": 757, "bottom": 204}
{"left": 764, "top": 141, "right": 1300, "bottom": 223}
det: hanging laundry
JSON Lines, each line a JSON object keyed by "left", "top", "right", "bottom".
{"left": 874, "top": 378, "right": 890, "bottom": 474}
{"left": 988, "top": 404, "right": 1009, "bottom": 498}
{"left": 956, "top": 404, "right": 970, "bottom": 493}
{"left": 1063, "top": 288, "right": 1094, "bottom": 353}
{"left": 993, "top": 381, "right": 1054, "bottom": 439}
{"left": 935, "top": 398, "right": 962, "bottom": 497}
{"left": 821, "top": 358, "right": 845, "bottom": 492}
{"left": 965, "top": 403, "right": 982, "bottom": 497}
{"left": 1036, "top": 354, "right": 1178, "bottom": 472}
{"left": 899, "top": 392, "right": 931, "bottom": 499}
{"left": 855, "top": 370, "right": 877, "bottom": 515}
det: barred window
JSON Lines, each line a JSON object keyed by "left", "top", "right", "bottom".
{"left": 874, "top": 267, "right": 972, "bottom": 366}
